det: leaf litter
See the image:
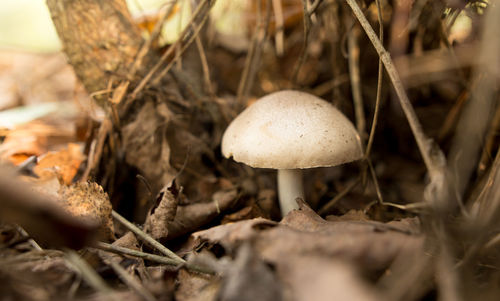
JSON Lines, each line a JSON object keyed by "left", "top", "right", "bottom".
{"left": 1, "top": 0, "right": 500, "bottom": 300}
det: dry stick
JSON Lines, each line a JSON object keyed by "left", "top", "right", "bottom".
{"left": 318, "top": 176, "right": 361, "bottom": 215}
{"left": 82, "top": 118, "right": 112, "bottom": 182}
{"left": 129, "top": 2, "right": 179, "bottom": 77}
{"left": 272, "top": 0, "right": 285, "bottom": 56}
{"left": 111, "top": 210, "right": 185, "bottom": 263}
{"left": 151, "top": 6, "right": 212, "bottom": 87}
{"left": 308, "top": 0, "right": 323, "bottom": 15}
{"left": 129, "top": 0, "right": 211, "bottom": 102}
{"left": 347, "top": 22, "right": 366, "bottom": 139}
{"left": 96, "top": 242, "right": 214, "bottom": 274}
{"left": 236, "top": 0, "right": 271, "bottom": 103}
{"left": 65, "top": 250, "right": 118, "bottom": 301}
{"left": 345, "top": 0, "right": 442, "bottom": 178}
{"left": 109, "top": 260, "right": 157, "bottom": 301}
{"left": 365, "top": 0, "right": 384, "bottom": 158}
{"left": 292, "top": 0, "right": 312, "bottom": 85}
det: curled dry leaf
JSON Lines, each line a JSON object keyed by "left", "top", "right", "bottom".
{"left": 143, "top": 180, "right": 180, "bottom": 240}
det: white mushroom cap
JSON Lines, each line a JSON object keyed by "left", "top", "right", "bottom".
{"left": 222, "top": 90, "right": 363, "bottom": 169}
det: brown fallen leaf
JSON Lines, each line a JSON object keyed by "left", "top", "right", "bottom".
{"left": 144, "top": 180, "right": 181, "bottom": 240}
{"left": 277, "top": 255, "right": 380, "bottom": 301}
{"left": 34, "top": 142, "right": 84, "bottom": 185}
{"left": 165, "top": 188, "right": 239, "bottom": 239}
{"left": 0, "top": 250, "right": 75, "bottom": 301}
{"left": 193, "top": 203, "right": 423, "bottom": 274}
{"left": 217, "top": 242, "right": 282, "bottom": 301}
{"left": 192, "top": 218, "right": 277, "bottom": 251}
{"left": 175, "top": 269, "right": 220, "bottom": 301}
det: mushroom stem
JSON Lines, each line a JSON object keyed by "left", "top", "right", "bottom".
{"left": 277, "top": 169, "right": 304, "bottom": 216}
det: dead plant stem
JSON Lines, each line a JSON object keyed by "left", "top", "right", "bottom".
{"left": 129, "top": 0, "right": 212, "bottom": 102}
{"left": 109, "top": 260, "right": 157, "bottom": 301}
{"left": 292, "top": 0, "right": 312, "bottom": 84}
{"left": 111, "top": 210, "right": 185, "bottom": 263}
{"left": 96, "top": 242, "right": 214, "bottom": 274}
{"left": 365, "top": 0, "right": 384, "bottom": 157}
{"left": 344, "top": 0, "right": 441, "bottom": 178}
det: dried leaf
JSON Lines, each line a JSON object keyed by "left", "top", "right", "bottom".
{"left": 34, "top": 142, "right": 84, "bottom": 184}
{"left": 175, "top": 269, "right": 220, "bottom": 301}
{"left": 217, "top": 242, "right": 282, "bottom": 301}
{"left": 144, "top": 180, "right": 181, "bottom": 240}
{"left": 166, "top": 188, "right": 239, "bottom": 239}
{"left": 59, "top": 181, "right": 115, "bottom": 241}
{"left": 277, "top": 256, "right": 380, "bottom": 301}
{"left": 193, "top": 218, "right": 277, "bottom": 251}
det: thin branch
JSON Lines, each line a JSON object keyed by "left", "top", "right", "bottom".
{"left": 292, "top": 0, "right": 312, "bottom": 85}
{"left": 347, "top": 22, "right": 366, "bottom": 139}
{"left": 128, "top": 0, "right": 212, "bottom": 103}
{"left": 344, "top": 0, "right": 444, "bottom": 179}
{"left": 96, "top": 242, "right": 214, "bottom": 274}
{"left": 109, "top": 260, "right": 157, "bottom": 301}
{"left": 318, "top": 176, "right": 361, "bottom": 215}
{"left": 272, "top": 0, "right": 285, "bottom": 56}
{"left": 65, "top": 250, "right": 118, "bottom": 300}
{"left": 236, "top": 0, "right": 271, "bottom": 103}
{"left": 111, "top": 210, "right": 185, "bottom": 263}
{"left": 365, "top": 0, "right": 384, "bottom": 157}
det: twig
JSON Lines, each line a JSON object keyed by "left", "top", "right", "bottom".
{"left": 111, "top": 210, "right": 185, "bottom": 263}
{"left": 308, "top": 0, "right": 323, "bottom": 15}
{"left": 318, "top": 176, "right": 361, "bottom": 215}
{"left": 292, "top": 0, "right": 312, "bottom": 85}
{"left": 272, "top": 0, "right": 285, "bottom": 56}
{"left": 344, "top": 0, "right": 444, "bottom": 180}
{"left": 236, "top": 0, "right": 271, "bottom": 103}
{"left": 347, "top": 22, "right": 366, "bottom": 139}
{"left": 65, "top": 250, "right": 117, "bottom": 300}
{"left": 365, "top": 0, "right": 384, "bottom": 157}
{"left": 109, "top": 260, "right": 157, "bottom": 301}
{"left": 15, "top": 225, "right": 43, "bottom": 251}
{"left": 129, "top": 2, "right": 179, "bottom": 77}
{"left": 150, "top": 4, "right": 213, "bottom": 87}
{"left": 96, "top": 242, "right": 214, "bottom": 274}
{"left": 82, "top": 118, "right": 112, "bottom": 182}
{"left": 128, "top": 0, "right": 211, "bottom": 103}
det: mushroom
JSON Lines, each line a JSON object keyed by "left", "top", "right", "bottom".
{"left": 222, "top": 90, "right": 363, "bottom": 216}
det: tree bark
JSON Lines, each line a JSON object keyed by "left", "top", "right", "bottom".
{"left": 46, "top": 0, "right": 145, "bottom": 105}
